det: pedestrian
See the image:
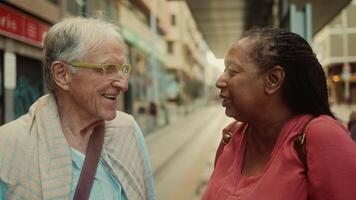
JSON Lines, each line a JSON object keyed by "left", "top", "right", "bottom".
{"left": 149, "top": 102, "right": 159, "bottom": 128}
{"left": 347, "top": 111, "right": 356, "bottom": 141}
{"left": 202, "top": 28, "right": 356, "bottom": 200}
{"left": 0, "top": 17, "right": 156, "bottom": 200}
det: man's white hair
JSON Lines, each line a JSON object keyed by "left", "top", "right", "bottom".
{"left": 42, "top": 17, "right": 124, "bottom": 92}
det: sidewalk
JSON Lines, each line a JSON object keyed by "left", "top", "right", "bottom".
{"left": 145, "top": 104, "right": 224, "bottom": 174}
{"left": 136, "top": 99, "right": 209, "bottom": 136}
{"left": 145, "top": 104, "right": 231, "bottom": 200}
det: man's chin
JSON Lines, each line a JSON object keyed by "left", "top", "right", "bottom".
{"left": 102, "top": 110, "right": 117, "bottom": 121}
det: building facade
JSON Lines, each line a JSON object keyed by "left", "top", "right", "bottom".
{"left": 313, "top": 0, "right": 356, "bottom": 104}
{"left": 166, "top": 1, "right": 209, "bottom": 105}
{"left": 0, "top": 0, "right": 212, "bottom": 132}
{"left": 0, "top": 1, "right": 56, "bottom": 124}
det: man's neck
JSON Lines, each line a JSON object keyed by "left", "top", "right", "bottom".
{"left": 55, "top": 93, "right": 102, "bottom": 153}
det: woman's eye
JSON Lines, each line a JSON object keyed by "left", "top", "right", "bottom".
{"left": 227, "top": 69, "right": 238, "bottom": 76}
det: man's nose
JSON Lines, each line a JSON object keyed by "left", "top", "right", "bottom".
{"left": 112, "top": 78, "right": 129, "bottom": 92}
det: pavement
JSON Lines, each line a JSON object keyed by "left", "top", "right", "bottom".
{"left": 145, "top": 103, "right": 228, "bottom": 175}
{"left": 145, "top": 103, "right": 232, "bottom": 200}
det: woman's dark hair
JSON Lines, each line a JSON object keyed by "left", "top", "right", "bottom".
{"left": 242, "top": 27, "right": 334, "bottom": 117}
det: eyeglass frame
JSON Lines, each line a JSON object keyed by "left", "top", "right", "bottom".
{"left": 65, "top": 61, "right": 132, "bottom": 79}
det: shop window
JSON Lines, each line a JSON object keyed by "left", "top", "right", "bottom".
{"left": 330, "top": 34, "right": 344, "bottom": 57}
{"left": 0, "top": 51, "right": 3, "bottom": 125}
{"left": 47, "top": 0, "right": 59, "bottom": 4}
{"left": 14, "top": 55, "right": 43, "bottom": 119}
{"left": 171, "top": 14, "right": 176, "bottom": 26}
{"left": 67, "top": 0, "right": 84, "bottom": 15}
{"left": 99, "top": 0, "right": 117, "bottom": 21}
{"left": 347, "top": 5, "right": 356, "bottom": 27}
{"left": 348, "top": 33, "right": 356, "bottom": 57}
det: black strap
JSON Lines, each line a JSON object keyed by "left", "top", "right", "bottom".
{"left": 73, "top": 123, "right": 105, "bottom": 200}
{"left": 294, "top": 117, "right": 314, "bottom": 177}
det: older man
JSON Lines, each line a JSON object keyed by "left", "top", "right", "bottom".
{"left": 0, "top": 17, "right": 156, "bottom": 200}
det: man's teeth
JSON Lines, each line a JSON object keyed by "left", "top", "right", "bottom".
{"left": 103, "top": 94, "right": 116, "bottom": 100}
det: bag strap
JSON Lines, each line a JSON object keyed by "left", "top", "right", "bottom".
{"left": 73, "top": 123, "right": 105, "bottom": 200}
{"left": 294, "top": 117, "right": 314, "bottom": 177}
{"left": 214, "top": 121, "right": 240, "bottom": 167}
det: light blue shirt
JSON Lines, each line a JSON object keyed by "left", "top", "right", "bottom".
{"left": 70, "top": 147, "right": 128, "bottom": 199}
{"left": 0, "top": 182, "right": 5, "bottom": 200}
{"left": 0, "top": 121, "right": 155, "bottom": 200}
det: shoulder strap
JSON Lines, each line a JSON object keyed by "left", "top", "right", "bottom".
{"left": 214, "top": 121, "right": 240, "bottom": 167}
{"left": 294, "top": 117, "right": 314, "bottom": 177}
{"left": 73, "top": 123, "right": 105, "bottom": 200}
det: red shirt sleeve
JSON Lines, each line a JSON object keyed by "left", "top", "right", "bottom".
{"left": 307, "top": 116, "right": 356, "bottom": 200}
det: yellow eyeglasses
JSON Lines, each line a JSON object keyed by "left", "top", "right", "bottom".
{"left": 68, "top": 61, "right": 131, "bottom": 79}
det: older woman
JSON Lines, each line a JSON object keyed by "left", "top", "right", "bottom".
{"left": 203, "top": 28, "right": 356, "bottom": 200}
{"left": 0, "top": 17, "right": 155, "bottom": 200}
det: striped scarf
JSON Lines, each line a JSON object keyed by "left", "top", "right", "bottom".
{"left": 0, "top": 94, "right": 147, "bottom": 199}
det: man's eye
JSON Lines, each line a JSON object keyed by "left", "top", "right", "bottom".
{"left": 94, "top": 68, "right": 104, "bottom": 73}
{"left": 106, "top": 65, "right": 118, "bottom": 74}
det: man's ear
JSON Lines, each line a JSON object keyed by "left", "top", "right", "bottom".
{"left": 51, "top": 61, "right": 71, "bottom": 91}
{"left": 264, "top": 65, "right": 285, "bottom": 95}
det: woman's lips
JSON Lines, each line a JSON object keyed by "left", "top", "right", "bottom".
{"left": 220, "top": 95, "right": 231, "bottom": 107}
{"left": 222, "top": 99, "right": 231, "bottom": 107}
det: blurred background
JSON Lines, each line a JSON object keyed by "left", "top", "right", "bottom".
{"left": 0, "top": 0, "right": 355, "bottom": 199}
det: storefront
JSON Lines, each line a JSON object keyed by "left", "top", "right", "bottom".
{"left": 0, "top": 50, "right": 3, "bottom": 124}
{"left": 14, "top": 55, "right": 43, "bottom": 118}
{"left": 0, "top": 3, "right": 50, "bottom": 123}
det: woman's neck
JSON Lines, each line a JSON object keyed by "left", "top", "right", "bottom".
{"left": 242, "top": 110, "right": 295, "bottom": 176}
{"left": 247, "top": 106, "right": 295, "bottom": 152}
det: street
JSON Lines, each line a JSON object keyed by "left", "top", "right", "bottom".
{"left": 146, "top": 104, "right": 232, "bottom": 200}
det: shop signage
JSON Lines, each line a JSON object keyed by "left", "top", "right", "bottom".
{"left": 0, "top": 4, "right": 50, "bottom": 47}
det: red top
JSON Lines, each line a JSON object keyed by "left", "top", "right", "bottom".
{"left": 202, "top": 115, "right": 356, "bottom": 200}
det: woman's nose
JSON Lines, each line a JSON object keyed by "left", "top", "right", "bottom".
{"left": 216, "top": 74, "right": 227, "bottom": 89}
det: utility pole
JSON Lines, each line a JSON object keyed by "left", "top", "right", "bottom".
{"left": 341, "top": 10, "right": 351, "bottom": 104}
{"left": 290, "top": 3, "right": 312, "bottom": 43}
{"left": 149, "top": 0, "right": 159, "bottom": 104}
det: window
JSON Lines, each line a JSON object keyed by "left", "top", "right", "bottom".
{"left": 67, "top": 0, "right": 84, "bottom": 15}
{"left": 47, "top": 0, "right": 59, "bottom": 4}
{"left": 167, "top": 41, "right": 174, "bottom": 54}
{"left": 171, "top": 14, "right": 176, "bottom": 26}
{"left": 0, "top": 51, "right": 3, "bottom": 124}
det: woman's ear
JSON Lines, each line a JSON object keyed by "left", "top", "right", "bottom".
{"left": 51, "top": 61, "right": 71, "bottom": 91}
{"left": 265, "top": 65, "right": 285, "bottom": 95}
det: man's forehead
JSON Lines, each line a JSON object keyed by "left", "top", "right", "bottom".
{"left": 84, "top": 41, "right": 125, "bottom": 62}
{"left": 83, "top": 52, "right": 125, "bottom": 63}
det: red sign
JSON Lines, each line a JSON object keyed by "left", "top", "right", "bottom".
{"left": 0, "top": 4, "right": 50, "bottom": 47}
